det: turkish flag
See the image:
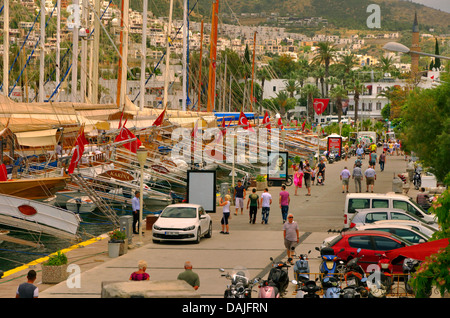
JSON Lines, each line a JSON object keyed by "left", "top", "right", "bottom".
{"left": 68, "top": 128, "right": 89, "bottom": 174}
{"left": 152, "top": 109, "right": 166, "bottom": 127}
{"left": 313, "top": 98, "right": 330, "bottom": 115}
{"left": 238, "top": 111, "right": 254, "bottom": 132}
{"left": 277, "top": 118, "right": 284, "bottom": 130}
{"left": 115, "top": 119, "right": 142, "bottom": 153}
{"left": 263, "top": 111, "right": 271, "bottom": 130}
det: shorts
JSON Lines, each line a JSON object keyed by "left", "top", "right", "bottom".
{"left": 235, "top": 197, "right": 244, "bottom": 209}
{"left": 366, "top": 177, "right": 375, "bottom": 185}
{"left": 221, "top": 212, "right": 230, "bottom": 225}
{"left": 284, "top": 238, "right": 297, "bottom": 251}
{"left": 305, "top": 178, "right": 311, "bottom": 187}
{"left": 342, "top": 179, "right": 349, "bottom": 185}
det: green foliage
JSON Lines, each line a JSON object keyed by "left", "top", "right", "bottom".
{"left": 256, "top": 175, "right": 265, "bottom": 182}
{"left": 44, "top": 251, "right": 68, "bottom": 266}
{"left": 109, "top": 229, "right": 127, "bottom": 242}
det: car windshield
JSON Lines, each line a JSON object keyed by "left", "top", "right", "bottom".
{"left": 160, "top": 207, "right": 197, "bottom": 218}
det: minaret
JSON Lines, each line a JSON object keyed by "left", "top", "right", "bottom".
{"left": 411, "top": 11, "right": 421, "bottom": 79}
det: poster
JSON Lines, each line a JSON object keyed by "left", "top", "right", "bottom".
{"left": 327, "top": 137, "right": 342, "bottom": 156}
{"left": 187, "top": 170, "right": 216, "bottom": 213}
{"left": 267, "top": 151, "right": 288, "bottom": 182}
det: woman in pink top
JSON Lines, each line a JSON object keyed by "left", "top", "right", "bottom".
{"left": 279, "top": 185, "right": 290, "bottom": 223}
{"left": 130, "top": 260, "right": 150, "bottom": 281}
{"left": 293, "top": 166, "right": 304, "bottom": 196}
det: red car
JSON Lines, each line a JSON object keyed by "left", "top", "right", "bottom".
{"left": 326, "top": 230, "right": 412, "bottom": 273}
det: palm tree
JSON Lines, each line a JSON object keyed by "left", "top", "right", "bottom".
{"left": 273, "top": 91, "right": 296, "bottom": 118}
{"left": 330, "top": 85, "right": 348, "bottom": 123}
{"left": 341, "top": 53, "right": 357, "bottom": 74}
{"left": 348, "top": 79, "right": 366, "bottom": 124}
{"left": 284, "top": 78, "right": 300, "bottom": 98}
{"left": 312, "top": 42, "right": 337, "bottom": 97}
{"left": 379, "top": 56, "right": 394, "bottom": 74}
{"left": 256, "top": 66, "right": 273, "bottom": 112}
{"left": 301, "top": 84, "right": 320, "bottom": 122}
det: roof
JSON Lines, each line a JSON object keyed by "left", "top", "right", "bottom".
{"left": 341, "top": 230, "right": 397, "bottom": 237}
{"left": 354, "top": 208, "right": 407, "bottom": 213}
{"left": 165, "top": 203, "right": 203, "bottom": 209}
{"left": 346, "top": 192, "right": 409, "bottom": 199}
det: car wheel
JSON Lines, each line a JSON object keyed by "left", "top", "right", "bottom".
{"left": 195, "top": 228, "right": 201, "bottom": 244}
{"left": 205, "top": 222, "right": 212, "bottom": 238}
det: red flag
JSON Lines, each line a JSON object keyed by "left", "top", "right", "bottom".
{"left": 238, "top": 111, "right": 254, "bottom": 132}
{"left": 277, "top": 118, "right": 284, "bottom": 130}
{"left": 118, "top": 110, "right": 124, "bottom": 129}
{"left": 152, "top": 109, "right": 166, "bottom": 127}
{"left": 262, "top": 111, "right": 271, "bottom": 130}
{"left": 191, "top": 119, "right": 199, "bottom": 138}
{"left": 68, "top": 128, "right": 89, "bottom": 174}
{"left": 301, "top": 120, "right": 306, "bottom": 131}
{"left": 313, "top": 98, "right": 330, "bottom": 115}
{"left": 114, "top": 119, "right": 142, "bottom": 153}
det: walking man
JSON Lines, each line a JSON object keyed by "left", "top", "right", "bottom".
{"left": 352, "top": 164, "right": 364, "bottom": 193}
{"left": 247, "top": 188, "right": 259, "bottom": 224}
{"left": 260, "top": 188, "right": 272, "bottom": 224}
{"left": 234, "top": 180, "right": 246, "bottom": 215}
{"left": 379, "top": 151, "right": 387, "bottom": 172}
{"left": 132, "top": 191, "right": 141, "bottom": 234}
{"left": 364, "top": 165, "right": 377, "bottom": 193}
{"left": 283, "top": 214, "right": 299, "bottom": 265}
{"left": 340, "top": 166, "right": 351, "bottom": 193}
{"left": 279, "top": 185, "right": 290, "bottom": 223}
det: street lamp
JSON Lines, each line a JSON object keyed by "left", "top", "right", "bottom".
{"left": 136, "top": 145, "right": 148, "bottom": 246}
{"left": 383, "top": 42, "right": 450, "bottom": 60}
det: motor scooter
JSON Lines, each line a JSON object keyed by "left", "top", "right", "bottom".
{"left": 369, "top": 253, "right": 394, "bottom": 297}
{"left": 403, "top": 258, "right": 422, "bottom": 295}
{"left": 292, "top": 278, "right": 321, "bottom": 298}
{"left": 257, "top": 278, "right": 280, "bottom": 298}
{"left": 413, "top": 167, "right": 422, "bottom": 190}
{"left": 267, "top": 257, "right": 290, "bottom": 297}
{"left": 322, "top": 276, "right": 341, "bottom": 298}
{"left": 219, "top": 266, "right": 257, "bottom": 298}
{"left": 315, "top": 246, "right": 345, "bottom": 280}
{"left": 293, "top": 250, "right": 311, "bottom": 284}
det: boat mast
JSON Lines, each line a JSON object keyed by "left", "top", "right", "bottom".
{"left": 182, "top": 0, "right": 189, "bottom": 111}
{"left": 206, "top": 0, "right": 218, "bottom": 112}
{"left": 71, "top": 0, "right": 80, "bottom": 102}
{"left": 3, "top": 0, "right": 8, "bottom": 97}
{"left": 116, "top": 0, "right": 129, "bottom": 110}
{"left": 56, "top": 0, "right": 61, "bottom": 102}
{"left": 139, "top": 0, "right": 148, "bottom": 111}
{"left": 163, "top": 0, "right": 174, "bottom": 109}
{"left": 197, "top": 20, "right": 203, "bottom": 112}
{"left": 39, "top": 0, "right": 45, "bottom": 102}
{"left": 250, "top": 31, "right": 257, "bottom": 113}
{"left": 91, "top": 0, "right": 100, "bottom": 103}
{"left": 80, "top": 0, "right": 88, "bottom": 102}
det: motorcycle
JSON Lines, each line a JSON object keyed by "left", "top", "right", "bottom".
{"left": 219, "top": 266, "right": 257, "bottom": 298}
{"left": 315, "top": 246, "right": 345, "bottom": 280}
{"left": 267, "top": 257, "right": 290, "bottom": 297}
{"left": 322, "top": 275, "right": 341, "bottom": 298}
{"left": 367, "top": 253, "right": 394, "bottom": 298}
{"left": 340, "top": 280, "right": 368, "bottom": 298}
{"left": 403, "top": 258, "right": 421, "bottom": 295}
{"left": 292, "top": 278, "right": 321, "bottom": 298}
{"left": 413, "top": 167, "right": 422, "bottom": 190}
{"left": 293, "top": 250, "right": 311, "bottom": 284}
{"left": 257, "top": 278, "right": 280, "bottom": 298}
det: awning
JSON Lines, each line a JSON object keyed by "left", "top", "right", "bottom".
{"left": 15, "top": 129, "right": 58, "bottom": 147}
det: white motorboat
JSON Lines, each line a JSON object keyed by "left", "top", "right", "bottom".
{"left": 66, "top": 196, "right": 97, "bottom": 214}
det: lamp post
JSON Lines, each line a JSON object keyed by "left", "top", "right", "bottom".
{"left": 136, "top": 145, "right": 147, "bottom": 246}
{"left": 383, "top": 42, "right": 450, "bottom": 60}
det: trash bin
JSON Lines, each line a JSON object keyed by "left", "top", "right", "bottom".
{"left": 146, "top": 214, "right": 159, "bottom": 231}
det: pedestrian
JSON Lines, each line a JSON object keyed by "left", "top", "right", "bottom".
{"left": 344, "top": 144, "right": 349, "bottom": 161}
{"left": 247, "top": 188, "right": 259, "bottom": 224}
{"left": 16, "top": 270, "right": 38, "bottom": 298}
{"left": 382, "top": 140, "right": 388, "bottom": 153}
{"left": 283, "top": 214, "right": 299, "bottom": 265}
{"left": 317, "top": 159, "right": 326, "bottom": 185}
{"left": 352, "top": 164, "right": 364, "bottom": 193}
{"left": 395, "top": 140, "right": 400, "bottom": 156}
{"left": 279, "top": 185, "right": 290, "bottom": 223}
{"left": 303, "top": 163, "right": 312, "bottom": 195}
{"left": 369, "top": 150, "right": 377, "bottom": 168}
{"left": 356, "top": 144, "right": 364, "bottom": 159}
{"left": 129, "top": 260, "right": 150, "bottom": 281}
{"left": 340, "top": 166, "right": 351, "bottom": 193}
{"left": 379, "top": 151, "right": 387, "bottom": 172}
{"left": 293, "top": 166, "right": 303, "bottom": 195}
{"left": 131, "top": 191, "right": 141, "bottom": 234}
{"left": 177, "top": 261, "right": 200, "bottom": 290}
{"left": 316, "top": 171, "right": 323, "bottom": 185}
{"left": 364, "top": 165, "right": 377, "bottom": 193}
{"left": 234, "top": 180, "right": 246, "bottom": 215}
{"left": 260, "top": 188, "right": 272, "bottom": 224}
{"left": 219, "top": 194, "right": 231, "bottom": 234}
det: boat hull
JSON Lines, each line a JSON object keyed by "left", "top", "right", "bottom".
{"left": 0, "top": 177, "right": 69, "bottom": 200}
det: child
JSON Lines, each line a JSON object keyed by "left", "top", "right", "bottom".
{"left": 317, "top": 172, "right": 323, "bottom": 185}
{"left": 311, "top": 166, "right": 317, "bottom": 185}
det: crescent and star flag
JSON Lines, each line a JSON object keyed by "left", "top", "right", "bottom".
{"left": 263, "top": 111, "right": 271, "bottom": 130}
{"left": 152, "top": 109, "right": 166, "bottom": 127}
{"left": 114, "top": 118, "right": 142, "bottom": 153}
{"left": 238, "top": 111, "right": 254, "bottom": 132}
{"left": 313, "top": 98, "right": 330, "bottom": 115}
{"left": 68, "top": 126, "right": 89, "bottom": 174}
{"left": 277, "top": 118, "right": 284, "bottom": 130}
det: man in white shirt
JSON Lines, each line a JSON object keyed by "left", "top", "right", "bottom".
{"left": 132, "top": 191, "right": 140, "bottom": 234}
{"left": 364, "top": 165, "right": 377, "bottom": 193}
{"left": 260, "top": 188, "right": 272, "bottom": 224}
{"left": 340, "top": 167, "right": 351, "bottom": 193}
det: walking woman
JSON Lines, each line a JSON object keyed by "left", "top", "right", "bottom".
{"left": 294, "top": 166, "right": 304, "bottom": 196}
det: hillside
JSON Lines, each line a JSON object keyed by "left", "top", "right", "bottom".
{"left": 135, "top": 0, "right": 450, "bottom": 33}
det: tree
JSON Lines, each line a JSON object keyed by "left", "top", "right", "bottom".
{"left": 330, "top": 85, "right": 348, "bottom": 123}
{"left": 272, "top": 91, "right": 296, "bottom": 118}
{"left": 348, "top": 79, "right": 366, "bottom": 124}
{"left": 311, "top": 42, "right": 337, "bottom": 97}
{"left": 301, "top": 84, "right": 320, "bottom": 122}
{"left": 341, "top": 53, "right": 357, "bottom": 74}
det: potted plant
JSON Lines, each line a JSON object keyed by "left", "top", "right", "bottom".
{"left": 256, "top": 175, "right": 267, "bottom": 191}
{"left": 108, "top": 229, "right": 126, "bottom": 258}
{"left": 41, "top": 251, "right": 68, "bottom": 284}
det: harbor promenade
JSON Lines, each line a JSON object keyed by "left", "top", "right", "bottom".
{"left": 0, "top": 149, "right": 422, "bottom": 298}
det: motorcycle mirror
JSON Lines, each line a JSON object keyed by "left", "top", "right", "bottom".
{"left": 308, "top": 250, "right": 311, "bottom": 254}
{"left": 315, "top": 247, "right": 320, "bottom": 251}
{"left": 270, "top": 257, "right": 274, "bottom": 261}
{"left": 291, "top": 280, "right": 298, "bottom": 285}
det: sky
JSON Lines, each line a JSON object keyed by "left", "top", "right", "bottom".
{"left": 409, "top": 0, "right": 450, "bottom": 13}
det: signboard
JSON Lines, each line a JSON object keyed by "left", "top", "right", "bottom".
{"left": 187, "top": 170, "right": 216, "bottom": 213}
{"left": 327, "top": 136, "right": 342, "bottom": 156}
{"left": 99, "top": 170, "right": 134, "bottom": 181}
{"left": 267, "top": 151, "right": 288, "bottom": 182}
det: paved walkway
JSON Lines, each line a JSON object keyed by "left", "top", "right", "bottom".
{"left": 0, "top": 149, "right": 420, "bottom": 298}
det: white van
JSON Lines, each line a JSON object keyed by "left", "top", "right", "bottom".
{"left": 343, "top": 193, "right": 436, "bottom": 229}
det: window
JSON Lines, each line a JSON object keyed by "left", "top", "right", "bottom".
{"left": 349, "top": 236, "right": 373, "bottom": 250}
{"left": 393, "top": 229, "right": 424, "bottom": 244}
{"left": 391, "top": 212, "right": 416, "bottom": 222}
{"left": 372, "top": 199, "right": 388, "bottom": 209}
{"left": 373, "top": 236, "right": 403, "bottom": 251}
{"left": 273, "top": 86, "right": 277, "bottom": 92}
{"left": 365, "top": 212, "right": 388, "bottom": 223}
{"left": 348, "top": 199, "right": 370, "bottom": 213}
{"left": 376, "top": 102, "right": 382, "bottom": 110}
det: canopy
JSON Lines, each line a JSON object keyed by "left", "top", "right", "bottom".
{"left": 386, "top": 238, "right": 449, "bottom": 265}
{"left": 15, "top": 129, "right": 58, "bottom": 147}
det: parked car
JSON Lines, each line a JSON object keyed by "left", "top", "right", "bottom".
{"left": 152, "top": 204, "right": 212, "bottom": 244}
{"left": 371, "top": 220, "right": 437, "bottom": 238}
{"left": 354, "top": 224, "right": 430, "bottom": 244}
{"left": 324, "top": 230, "right": 412, "bottom": 273}
{"left": 343, "top": 193, "right": 436, "bottom": 229}
{"left": 348, "top": 208, "right": 439, "bottom": 230}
